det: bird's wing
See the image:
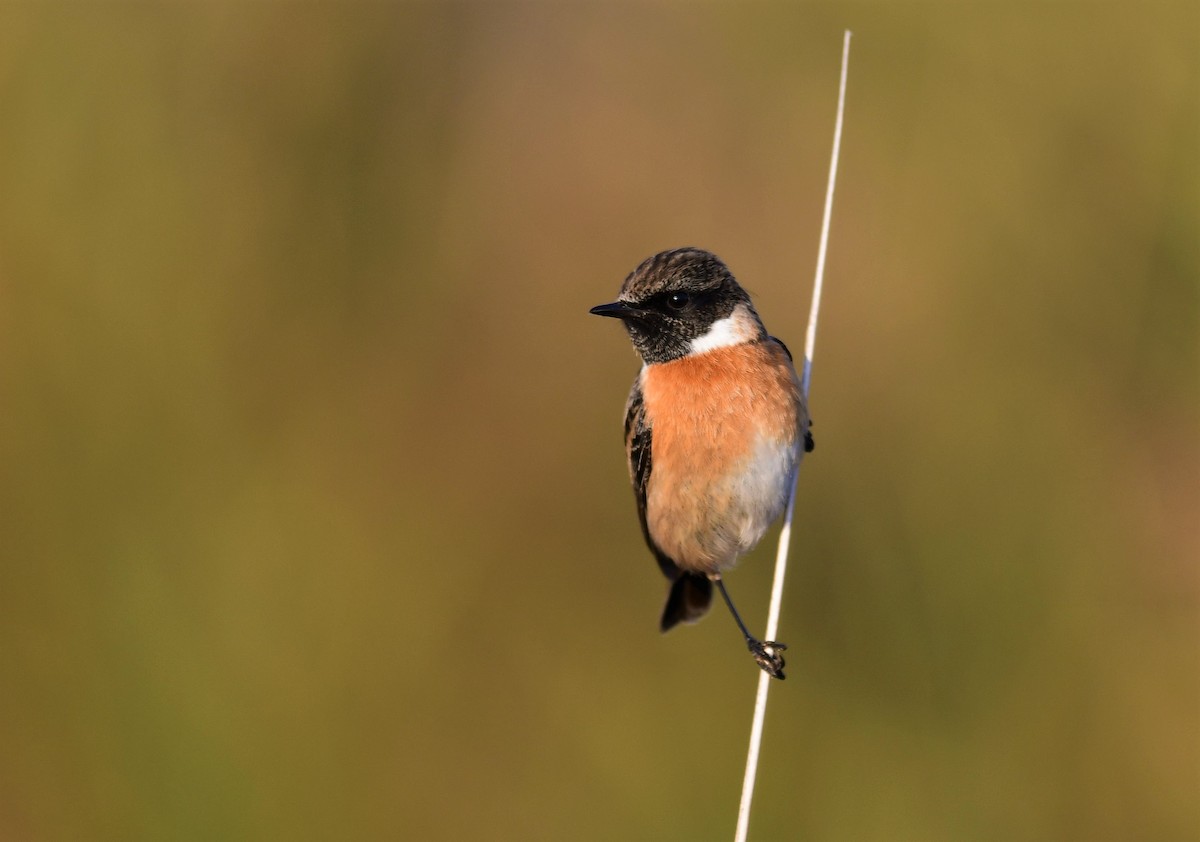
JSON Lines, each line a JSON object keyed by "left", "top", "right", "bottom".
{"left": 624, "top": 378, "right": 680, "bottom": 581}
{"left": 767, "top": 335, "right": 814, "bottom": 453}
{"left": 769, "top": 335, "right": 794, "bottom": 362}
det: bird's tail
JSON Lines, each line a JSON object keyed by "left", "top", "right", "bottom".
{"left": 660, "top": 572, "right": 713, "bottom": 632}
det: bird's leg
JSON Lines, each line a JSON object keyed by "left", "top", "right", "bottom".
{"left": 710, "top": 574, "right": 787, "bottom": 680}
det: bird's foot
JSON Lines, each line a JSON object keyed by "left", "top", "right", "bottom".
{"left": 748, "top": 639, "right": 787, "bottom": 680}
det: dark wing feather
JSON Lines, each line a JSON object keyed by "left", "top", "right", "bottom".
{"left": 770, "top": 335, "right": 794, "bottom": 361}
{"left": 768, "top": 335, "right": 814, "bottom": 452}
{"left": 623, "top": 379, "right": 680, "bottom": 581}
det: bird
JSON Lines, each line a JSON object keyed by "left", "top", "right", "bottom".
{"left": 589, "top": 247, "right": 813, "bottom": 679}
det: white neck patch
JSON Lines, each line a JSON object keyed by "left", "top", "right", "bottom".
{"left": 689, "top": 304, "right": 759, "bottom": 355}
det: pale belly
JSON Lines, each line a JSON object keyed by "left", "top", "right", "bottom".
{"left": 647, "top": 432, "right": 798, "bottom": 574}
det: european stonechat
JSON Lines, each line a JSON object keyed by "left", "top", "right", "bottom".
{"left": 590, "top": 247, "right": 814, "bottom": 679}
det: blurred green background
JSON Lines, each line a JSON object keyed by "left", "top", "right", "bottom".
{"left": 1, "top": 2, "right": 1196, "bottom": 840}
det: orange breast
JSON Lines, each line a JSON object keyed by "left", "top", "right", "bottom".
{"left": 640, "top": 341, "right": 806, "bottom": 573}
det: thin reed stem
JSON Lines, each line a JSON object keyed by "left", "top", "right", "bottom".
{"left": 734, "top": 30, "right": 852, "bottom": 842}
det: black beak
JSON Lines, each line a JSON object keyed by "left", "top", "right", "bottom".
{"left": 589, "top": 300, "right": 645, "bottom": 321}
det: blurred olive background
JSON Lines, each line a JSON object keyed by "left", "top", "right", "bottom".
{"left": 0, "top": 2, "right": 1196, "bottom": 840}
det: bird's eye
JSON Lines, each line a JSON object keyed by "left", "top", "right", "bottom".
{"left": 666, "top": 292, "right": 690, "bottom": 310}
